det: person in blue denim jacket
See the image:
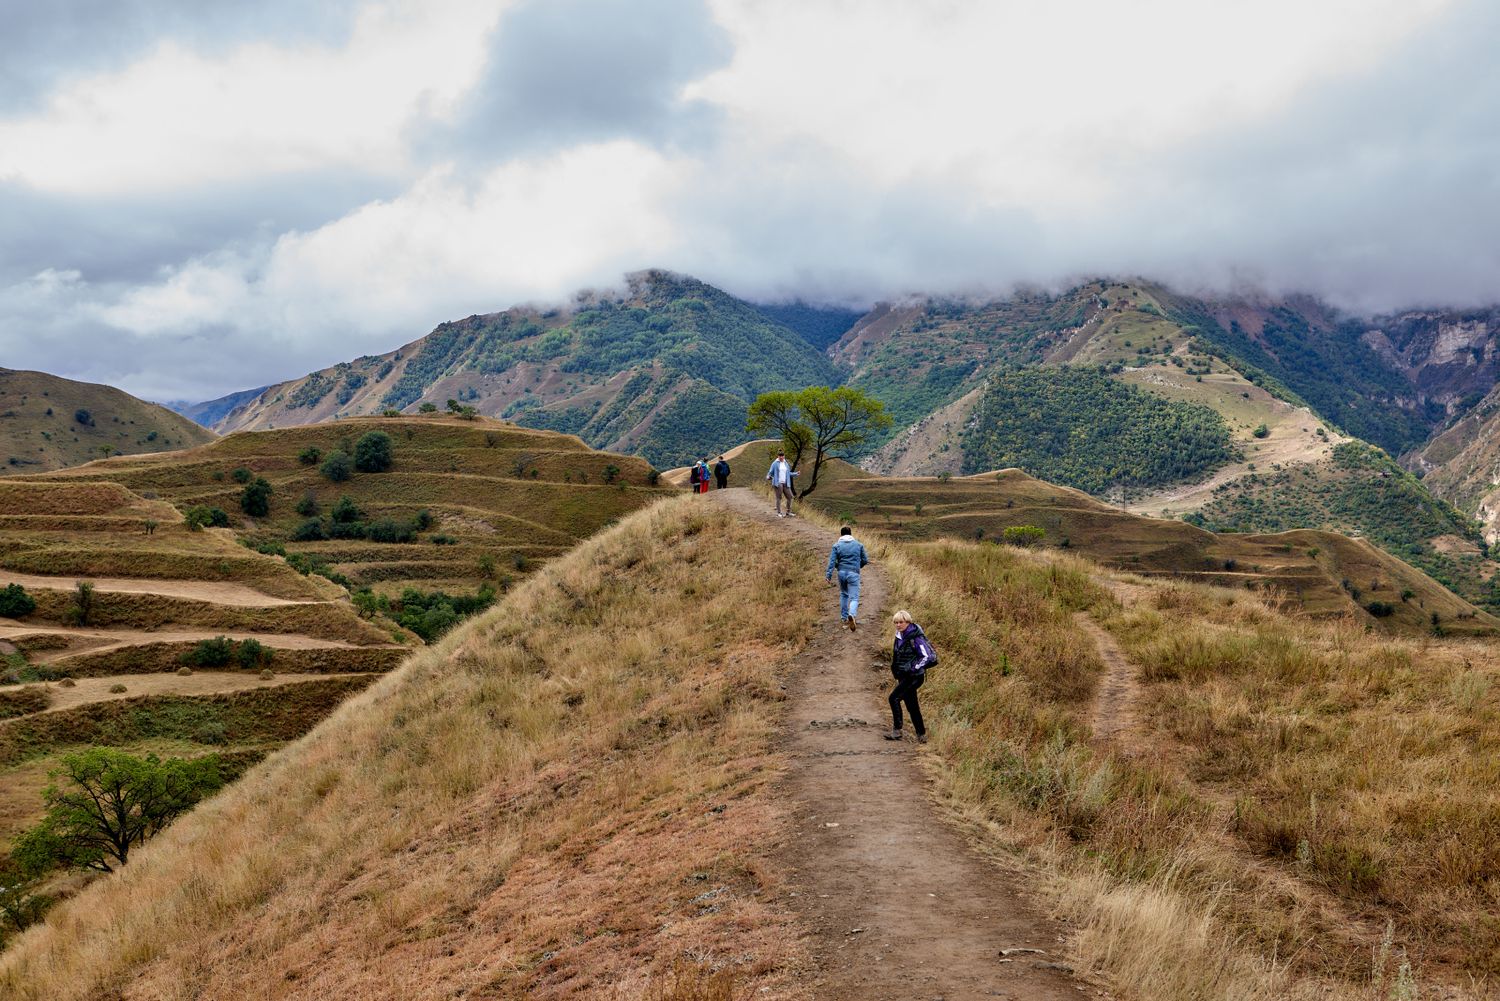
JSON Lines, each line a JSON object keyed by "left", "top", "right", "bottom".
{"left": 825, "top": 526, "right": 869, "bottom": 631}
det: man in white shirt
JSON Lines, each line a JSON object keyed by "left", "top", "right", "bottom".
{"left": 765, "top": 450, "right": 796, "bottom": 518}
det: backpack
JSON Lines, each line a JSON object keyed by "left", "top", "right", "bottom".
{"left": 916, "top": 630, "right": 940, "bottom": 670}
{"left": 689, "top": 465, "right": 701, "bottom": 485}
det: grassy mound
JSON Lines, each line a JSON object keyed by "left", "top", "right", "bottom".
{"left": 0, "top": 497, "right": 822, "bottom": 999}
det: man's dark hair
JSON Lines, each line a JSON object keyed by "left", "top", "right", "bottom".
{"left": 840, "top": 526, "right": 852, "bottom": 536}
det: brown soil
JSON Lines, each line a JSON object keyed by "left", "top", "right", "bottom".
{"left": 0, "top": 571, "right": 313, "bottom": 607}
{"left": 0, "top": 624, "right": 371, "bottom": 664}
{"left": 714, "top": 488, "right": 1098, "bottom": 1001}
{"left": 38, "top": 671, "right": 375, "bottom": 714}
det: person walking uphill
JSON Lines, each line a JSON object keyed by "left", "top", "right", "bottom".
{"left": 825, "top": 526, "right": 869, "bottom": 630}
{"left": 766, "top": 450, "right": 797, "bottom": 517}
{"left": 888, "top": 610, "right": 936, "bottom": 744}
{"left": 714, "top": 454, "right": 731, "bottom": 490}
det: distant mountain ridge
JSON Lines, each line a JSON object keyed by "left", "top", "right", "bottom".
{"left": 193, "top": 269, "right": 1500, "bottom": 571}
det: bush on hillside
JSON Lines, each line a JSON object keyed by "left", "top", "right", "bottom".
{"left": 0, "top": 584, "right": 36, "bottom": 618}
{"left": 63, "top": 582, "right": 94, "bottom": 627}
{"left": 327, "top": 521, "right": 367, "bottom": 540}
{"left": 297, "top": 446, "right": 322, "bottom": 465}
{"left": 183, "top": 505, "right": 230, "bottom": 531}
{"left": 180, "top": 636, "right": 236, "bottom": 668}
{"left": 418, "top": 402, "right": 438, "bottom": 413}
{"left": 368, "top": 517, "right": 415, "bottom": 544}
{"left": 230, "top": 467, "right": 252, "bottom": 484}
{"left": 236, "top": 638, "right": 271, "bottom": 670}
{"left": 295, "top": 493, "right": 319, "bottom": 517}
{"left": 292, "top": 519, "right": 327, "bottom": 542}
{"left": 73, "top": 408, "right": 93, "bottom": 427}
{"left": 319, "top": 450, "right": 353, "bottom": 482}
{"left": 354, "top": 431, "right": 393, "bottom": 473}
{"left": 239, "top": 477, "right": 273, "bottom": 518}
{"left": 1002, "top": 525, "right": 1046, "bottom": 548}
{"left": 330, "top": 496, "right": 362, "bottom": 524}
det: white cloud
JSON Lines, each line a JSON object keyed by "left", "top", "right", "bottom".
{"left": 0, "top": 0, "right": 504, "bottom": 195}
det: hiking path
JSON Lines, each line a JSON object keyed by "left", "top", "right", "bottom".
{"left": 713, "top": 488, "right": 1104, "bottom": 1001}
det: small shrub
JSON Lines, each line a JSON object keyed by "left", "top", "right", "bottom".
{"left": 239, "top": 477, "right": 273, "bottom": 517}
{"left": 431, "top": 534, "right": 457, "bottom": 545}
{"left": 418, "top": 402, "right": 438, "bottom": 413}
{"left": 292, "top": 519, "right": 327, "bottom": 542}
{"left": 58, "top": 678, "right": 76, "bottom": 688}
{"left": 381, "top": 409, "right": 401, "bottom": 418}
{"left": 368, "top": 517, "right": 415, "bottom": 544}
{"left": 603, "top": 464, "right": 621, "bottom": 484}
{"left": 330, "top": 496, "right": 362, "bottom": 524}
{"left": 64, "top": 582, "right": 95, "bottom": 627}
{"left": 181, "top": 636, "right": 235, "bottom": 668}
{"left": 1252, "top": 423, "right": 1269, "bottom": 439}
{"left": 230, "top": 467, "right": 252, "bottom": 484}
{"left": 295, "top": 493, "right": 319, "bottom": 517}
{"left": 647, "top": 469, "right": 660, "bottom": 486}
{"left": 237, "top": 639, "right": 271, "bottom": 670}
{"left": 478, "top": 554, "right": 496, "bottom": 578}
{"left": 176, "top": 666, "right": 193, "bottom": 676}
{"left": 73, "top": 408, "right": 93, "bottom": 427}
{"left": 354, "top": 431, "right": 394, "bottom": 473}
{"left": 319, "top": 450, "right": 353, "bottom": 482}
{"left": 414, "top": 509, "right": 433, "bottom": 530}
{"left": 297, "top": 446, "right": 322, "bottom": 465}
{"left": 0, "top": 584, "right": 36, "bottom": 619}
{"left": 1001, "top": 525, "right": 1045, "bottom": 547}
{"left": 1365, "top": 601, "right": 1395, "bottom": 618}
{"left": 108, "top": 684, "right": 127, "bottom": 694}
{"left": 259, "top": 669, "right": 274, "bottom": 681}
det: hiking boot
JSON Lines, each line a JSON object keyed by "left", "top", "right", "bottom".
{"left": 848, "top": 617, "right": 857, "bottom": 632}
{"left": 916, "top": 733, "right": 928, "bottom": 745}
{"left": 884, "top": 729, "right": 902, "bottom": 741}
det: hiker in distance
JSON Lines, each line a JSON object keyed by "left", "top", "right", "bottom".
{"left": 766, "top": 450, "right": 797, "bottom": 517}
{"left": 696, "top": 458, "right": 713, "bottom": 494}
{"left": 713, "top": 454, "right": 731, "bottom": 489}
{"left": 888, "top": 609, "right": 936, "bottom": 744}
{"left": 825, "top": 526, "right": 869, "bottom": 630}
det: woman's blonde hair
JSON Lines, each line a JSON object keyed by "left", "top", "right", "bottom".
{"left": 891, "top": 609, "right": 912, "bottom": 624}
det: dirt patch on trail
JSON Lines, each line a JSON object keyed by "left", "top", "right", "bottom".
{"left": 1077, "top": 612, "right": 1142, "bottom": 745}
{"left": 713, "top": 488, "right": 1099, "bottom": 1001}
{"left": 0, "top": 572, "right": 313, "bottom": 608}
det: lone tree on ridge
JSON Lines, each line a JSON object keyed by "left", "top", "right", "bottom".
{"left": 747, "top": 386, "right": 891, "bottom": 499}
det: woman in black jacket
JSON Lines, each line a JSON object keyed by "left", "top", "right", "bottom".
{"left": 887, "top": 609, "right": 934, "bottom": 744}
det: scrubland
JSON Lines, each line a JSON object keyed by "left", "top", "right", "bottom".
{"left": 872, "top": 529, "right": 1499, "bottom": 999}
{"left": 0, "top": 496, "right": 822, "bottom": 999}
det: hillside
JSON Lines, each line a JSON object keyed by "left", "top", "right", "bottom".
{"left": 210, "top": 271, "right": 839, "bottom": 469}
{"left": 166, "top": 386, "right": 270, "bottom": 429}
{"left": 5, "top": 493, "right": 1499, "bottom": 999}
{"left": 0, "top": 369, "right": 216, "bottom": 476}
{"left": 802, "top": 467, "right": 1498, "bottom": 635}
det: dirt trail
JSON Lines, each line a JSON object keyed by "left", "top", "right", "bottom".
{"left": 1077, "top": 612, "right": 1142, "bottom": 744}
{"left": 0, "top": 571, "right": 315, "bottom": 607}
{"left": 713, "top": 489, "right": 1095, "bottom": 1001}
{"left": 33, "top": 670, "right": 376, "bottom": 715}
{"left": 0, "top": 623, "right": 373, "bottom": 664}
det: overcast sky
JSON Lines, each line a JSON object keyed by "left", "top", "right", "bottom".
{"left": 1, "top": 0, "right": 1496, "bottom": 402}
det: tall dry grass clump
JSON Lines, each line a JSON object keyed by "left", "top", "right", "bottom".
{"left": 0, "top": 496, "right": 822, "bottom": 1000}
{"left": 874, "top": 534, "right": 1500, "bottom": 1000}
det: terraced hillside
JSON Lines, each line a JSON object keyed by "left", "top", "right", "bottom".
{"left": 37, "top": 415, "right": 671, "bottom": 603}
{"left": 803, "top": 467, "right": 1498, "bottom": 636}
{"left": 0, "top": 369, "right": 215, "bottom": 476}
{"left": 5, "top": 494, "right": 1499, "bottom": 1000}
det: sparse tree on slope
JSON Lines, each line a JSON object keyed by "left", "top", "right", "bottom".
{"left": 13, "top": 749, "right": 222, "bottom": 874}
{"left": 747, "top": 386, "right": 891, "bottom": 499}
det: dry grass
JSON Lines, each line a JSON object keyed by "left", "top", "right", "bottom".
{"left": 0, "top": 496, "right": 821, "bottom": 1000}
{"left": 865, "top": 530, "right": 1500, "bottom": 999}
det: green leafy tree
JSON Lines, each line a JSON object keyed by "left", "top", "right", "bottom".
{"left": 330, "top": 495, "right": 363, "bottom": 524}
{"left": 297, "top": 446, "right": 322, "bottom": 465}
{"left": 354, "top": 431, "right": 394, "bottom": 473}
{"left": 240, "top": 477, "right": 273, "bottom": 517}
{"left": 64, "top": 581, "right": 94, "bottom": 627}
{"left": 13, "top": 749, "right": 223, "bottom": 874}
{"left": 319, "top": 450, "right": 353, "bottom": 482}
{"left": 1002, "top": 525, "right": 1046, "bottom": 547}
{"left": 230, "top": 467, "right": 253, "bottom": 484}
{"left": 419, "top": 402, "right": 438, "bottom": 413}
{"left": 746, "top": 386, "right": 891, "bottom": 499}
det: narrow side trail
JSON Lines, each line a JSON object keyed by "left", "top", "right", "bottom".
{"left": 713, "top": 489, "right": 1094, "bottom": 1001}
{"left": 1076, "top": 611, "right": 1141, "bottom": 744}
{"left": 0, "top": 571, "right": 314, "bottom": 607}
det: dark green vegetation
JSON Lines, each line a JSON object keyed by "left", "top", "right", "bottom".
{"left": 961, "top": 367, "right": 1237, "bottom": 493}
{"left": 0, "top": 368, "right": 215, "bottom": 476}
{"left": 751, "top": 301, "right": 864, "bottom": 350}
{"left": 1194, "top": 442, "right": 1500, "bottom": 613}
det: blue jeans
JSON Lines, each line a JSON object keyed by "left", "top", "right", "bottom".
{"left": 837, "top": 570, "right": 861, "bottom": 620}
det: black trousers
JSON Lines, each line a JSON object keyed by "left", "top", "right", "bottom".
{"left": 889, "top": 672, "right": 925, "bottom": 735}
{"left": 714, "top": 473, "right": 728, "bottom": 488}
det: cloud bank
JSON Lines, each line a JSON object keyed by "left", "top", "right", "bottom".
{"left": 0, "top": 0, "right": 1495, "bottom": 401}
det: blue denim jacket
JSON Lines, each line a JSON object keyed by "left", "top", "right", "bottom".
{"left": 825, "top": 537, "right": 869, "bottom": 578}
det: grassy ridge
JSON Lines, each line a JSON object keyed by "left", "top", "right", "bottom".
{"left": 0, "top": 497, "right": 822, "bottom": 999}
